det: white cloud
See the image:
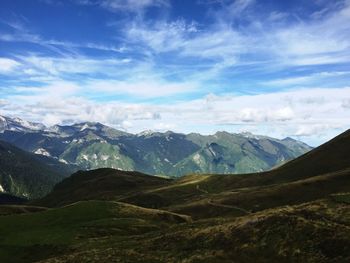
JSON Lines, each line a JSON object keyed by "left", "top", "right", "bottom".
{"left": 18, "top": 56, "right": 131, "bottom": 76}
{"left": 2, "top": 85, "right": 350, "bottom": 145}
{"left": 268, "top": 11, "right": 289, "bottom": 22}
{"left": 2, "top": 96, "right": 161, "bottom": 128}
{"left": 100, "top": 0, "right": 169, "bottom": 12}
{"left": 225, "top": 0, "right": 255, "bottom": 16}
{"left": 126, "top": 19, "right": 199, "bottom": 53}
{"left": 294, "top": 124, "right": 342, "bottom": 137}
{"left": 0, "top": 54, "right": 199, "bottom": 98}
{"left": 0, "top": 27, "right": 125, "bottom": 56}
{"left": 181, "top": 27, "right": 245, "bottom": 61}
{"left": 121, "top": 0, "right": 350, "bottom": 72}
{"left": 125, "top": 19, "right": 247, "bottom": 71}
{"left": 270, "top": 2, "right": 350, "bottom": 66}
{"left": 237, "top": 107, "right": 294, "bottom": 123}
{"left": 2, "top": 0, "right": 349, "bottom": 78}
{"left": 263, "top": 72, "right": 350, "bottom": 86}
{"left": 0, "top": 58, "right": 20, "bottom": 73}
{"left": 342, "top": 99, "right": 350, "bottom": 108}
{"left": 0, "top": 99, "right": 8, "bottom": 107}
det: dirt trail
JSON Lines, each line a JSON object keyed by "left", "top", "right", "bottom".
{"left": 146, "top": 175, "right": 210, "bottom": 193}
{"left": 207, "top": 200, "right": 251, "bottom": 214}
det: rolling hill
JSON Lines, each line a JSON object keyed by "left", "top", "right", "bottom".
{"left": 36, "top": 168, "right": 171, "bottom": 207}
{"left": 0, "top": 200, "right": 190, "bottom": 263}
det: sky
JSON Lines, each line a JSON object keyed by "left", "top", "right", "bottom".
{"left": 0, "top": 0, "right": 350, "bottom": 146}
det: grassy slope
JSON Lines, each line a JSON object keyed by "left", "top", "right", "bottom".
{"left": 35, "top": 168, "right": 172, "bottom": 207}
{"left": 20, "top": 196, "right": 350, "bottom": 263}
{"left": 0, "top": 200, "right": 190, "bottom": 263}
{"left": 169, "top": 168, "right": 350, "bottom": 219}
{"left": 142, "top": 197, "right": 350, "bottom": 263}
{"left": 0, "top": 204, "right": 47, "bottom": 216}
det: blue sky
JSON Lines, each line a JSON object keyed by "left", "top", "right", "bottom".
{"left": 0, "top": 0, "right": 350, "bottom": 145}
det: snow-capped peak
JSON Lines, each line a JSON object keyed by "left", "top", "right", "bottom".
{"left": 80, "top": 123, "right": 91, "bottom": 131}
{"left": 0, "top": 115, "right": 46, "bottom": 133}
{"left": 137, "top": 130, "right": 155, "bottom": 136}
{"left": 34, "top": 148, "right": 51, "bottom": 157}
{"left": 75, "top": 122, "right": 102, "bottom": 132}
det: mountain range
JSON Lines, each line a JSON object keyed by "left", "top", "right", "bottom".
{"left": 0, "top": 115, "right": 311, "bottom": 178}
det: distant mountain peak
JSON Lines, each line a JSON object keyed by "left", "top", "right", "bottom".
{"left": 214, "top": 131, "right": 231, "bottom": 136}
{"left": 0, "top": 115, "right": 46, "bottom": 133}
{"left": 282, "top": 136, "right": 297, "bottom": 142}
{"left": 238, "top": 131, "right": 266, "bottom": 140}
{"left": 79, "top": 122, "right": 96, "bottom": 132}
{"left": 137, "top": 130, "right": 156, "bottom": 137}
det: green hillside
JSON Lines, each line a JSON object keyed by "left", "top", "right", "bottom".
{"left": 36, "top": 168, "right": 171, "bottom": 207}
{"left": 0, "top": 141, "right": 76, "bottom": 199}
{"left": 0, "top": 201, "right": 190, "bottom": 263}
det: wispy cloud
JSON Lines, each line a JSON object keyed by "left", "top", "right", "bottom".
{"left": 17, "top": 56, "right": 131, "bottom": 76}
{"left": 0, "top": 58, "right": 20, "bottom": 73}
{"left": 0, "top": 54, "right": 199, "bottom": 99}
{"left": 119, "top": 0, "right": 350, "bottom": 75}
{"left": 263, "top": 72, "right": 350, "bottom": 87}
{"left": 73, "top": 0, "right": 170, "bottom": 13}
{"left": 101, "top": 0, "right": 169, "bottom": 12}
{"left": 0, "top": 17, "right": 125, "bottom": 56}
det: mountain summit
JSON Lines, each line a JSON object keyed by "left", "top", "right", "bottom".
{"left": 0, "top": 115, "right": 46, "bottom": 133}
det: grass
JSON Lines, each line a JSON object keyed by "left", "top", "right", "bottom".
{"left": 331, "top": 193, "right": 350, "bottom": 204}
{"left": 35, "top": 168, "right": 171, "bottom": 207}
{"left": 11, "top": 197, "right": 349, "bottom": 263}
{"left": 0, "top": 200, "right": 190, "bottom": 263}
{"left": 0, "top": 205, "right": 47, "bottom": 216}
{"left": 138, "top": 198, "right": 350, "bottom": 263}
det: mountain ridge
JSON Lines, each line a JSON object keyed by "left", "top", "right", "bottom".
{"left": 0, "top": 115, "right": 312, "bottom": 177}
